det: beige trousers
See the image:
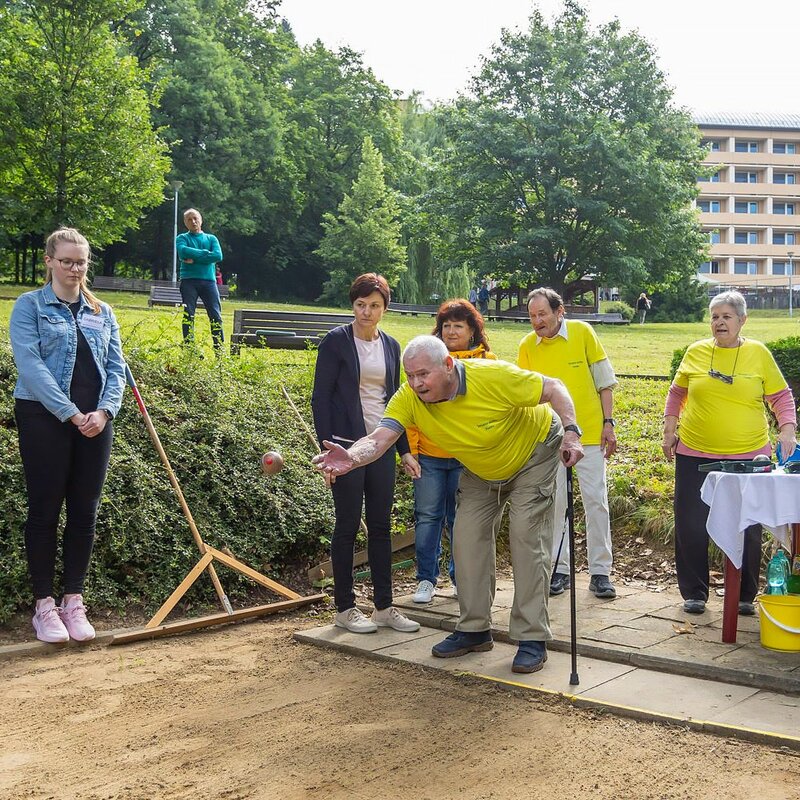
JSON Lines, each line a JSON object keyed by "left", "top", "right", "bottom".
{"left": 452, "top": 420, "right": 562, "bottom": 641}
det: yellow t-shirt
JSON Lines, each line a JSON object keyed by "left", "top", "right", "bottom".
{"left": 517, "top": 320, "right": 608, "bottom": 445}
{"left": 408, "top": 344, "right": 498, "bottom": 458}
{"left": 675, "top": 338, "right": 787, "bottom": 454}
{"left": 384, "top": 359, "right": 553, "bottom": 481}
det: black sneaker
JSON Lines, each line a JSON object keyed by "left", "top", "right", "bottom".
{"left": 589, "top": 574, "right": 617, "bottom": 599}
{"left": 683, "top": 599, "right": 706, "bottom": 614}
{"left": 549, "top": 572, "right": 571, "bottom": 596}
{"left": 738, "top": 601, "right": 756, "bottom": 616}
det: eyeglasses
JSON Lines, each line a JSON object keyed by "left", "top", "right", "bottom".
{"left": 708, "top": 369, "right": 734, "bottom": 384}
{"left": 53, "top": 258, "right": 89, "bottom": 271}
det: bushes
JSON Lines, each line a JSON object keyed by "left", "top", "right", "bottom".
{"left": 603, "top": 300, "right": 635, "bottom": 322}
{"left": 0, "top": 336, "right": 402, "bottom": 623}
{"left": 626, "top": 277, "right": 707, "bottom": 323}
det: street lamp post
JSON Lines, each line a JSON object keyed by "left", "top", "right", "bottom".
{"left": 170, "top": 180, "right": 184, "bottom": 285}
{"left": 789, "top": 250, "right": 794, "bottom": 318}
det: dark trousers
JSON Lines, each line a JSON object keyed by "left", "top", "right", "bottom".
{"left": 330, "top": 448, "right": 396, "bottom": 612}
{"left": 16, "top": 403, "right": 113, "bottom": 599}
{"left": 180, "top": 278, "right": 224, "bottom": 348}
{"left": 674, "top": 453, "right": 760, "bottom": 603}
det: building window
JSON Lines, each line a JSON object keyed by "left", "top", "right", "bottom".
{"left": 698, "top": 200, "right": 721, "bottom": 213}
{"left": 698, "top": 171, "right": 721, "bottom": 182}
{"left": 735, "top": 230, "right": 758, "bottom": 244}
{"left": 774, "top": 202, "right": 795, "bottom": 215}
{"left": 707, "top": 230, "right": 721, "bottom": 244}
{"left": 735, "top": 171, "right": 758, "bottom": 183}
{"left": 734, "top": 201, "right": 759, "bottom": 214}
{"left": 774, "top": 142, "right": 797, "bottom": 154}
{"left": 774, "top": 172, "right": 796, "bottom": 185}
{"left": 699, "top": 261, "right": 720, "bottom": 274}
{"left": 735, "top": 140, "right": 759, "bottom": 153}
{"left": 734, "top": 260, "right": 759, "bottom": 275}
{"left": 774, "top": 262, "right": 787, "bottom": 275}
{"left": 773, "top": 232, "right": 796, "bottom": 245}
{"left": 702, "top": 140, "right": 722, "bottom": 152}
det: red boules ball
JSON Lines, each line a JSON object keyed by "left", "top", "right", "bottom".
{"left": 261, "top": 450, "right": 284, "bottom": 476}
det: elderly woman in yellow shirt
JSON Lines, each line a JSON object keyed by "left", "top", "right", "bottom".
{"left": 663, "top": 290, "right": 797, "bottom": 616}
{"left": 409, "top": 299, "right": 497, "bottom": 604}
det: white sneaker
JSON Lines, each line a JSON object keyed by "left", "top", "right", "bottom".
{"left": 412, "top": 580, "right": 436, "bottom": 603}
{"left": 32, "top": 597, "right": 69, "bottom": 643}
{"left": 59, "top": 595, "right": 96, "bottom": 642}
{"left": 335, "top": 607, "right": 378, "bottom": 633}
{"left": 371, "top": 607, "right": 421, "bottom": 632}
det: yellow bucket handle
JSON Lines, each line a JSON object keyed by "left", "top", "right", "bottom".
{"left": 761, "top": 603, "right": 800, "bottom": 635}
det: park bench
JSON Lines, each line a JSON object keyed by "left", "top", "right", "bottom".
{"left": 387, "top": 303, "right": 440, "bottom": 316}
{"left": 487, "top": 310, "right": 627, "bottom": 325}
{"left": 148, "top": 284, "right": 230, "bottom": 307}
{"left": 92, "top": 276, "right": 153, "bottom": 293}
{"left": 231, "top": 308, "right": 353, "bottom": 354}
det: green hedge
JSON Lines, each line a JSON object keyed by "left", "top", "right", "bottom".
{"left": 0, "top": 337, "right": 365, "bottom": 622}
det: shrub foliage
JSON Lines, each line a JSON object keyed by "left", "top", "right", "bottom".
{"left": 0, "top": 337, "right": 352, "bottom": 622}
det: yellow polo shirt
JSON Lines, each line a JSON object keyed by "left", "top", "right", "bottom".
{"left": 383, "top": 359, "right": 553, "bottom": 481}
{"left": 674, "top": 338, "right": 787, "bottom": 454}
{"left": 408, "top": 344, "right": 498, "bottom": 458}
{"left": 517, "top": 320, "right": 608, "bottom": 445}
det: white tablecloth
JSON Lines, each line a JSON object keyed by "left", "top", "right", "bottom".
{"left": 700, "top": 469, "right": 799, "bottom": 568}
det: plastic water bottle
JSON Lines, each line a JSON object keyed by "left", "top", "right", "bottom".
{"left": 778, "top": 549, "right": 792, "bottom": 584}
{"left": 766, "top": 553, "right": 788, "bottom": 595}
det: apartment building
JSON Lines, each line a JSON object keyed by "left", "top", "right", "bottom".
{"left": 694, "top": 112, "right": 800, "bottom": 303}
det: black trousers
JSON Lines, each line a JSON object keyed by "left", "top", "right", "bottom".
{"left": 16, "top": 402, "right": 113, "bottom": 599}
{"left": 674, "top": 453, "right": 761, "bottom": 603}
{"left": 330, "top": 448, "right": 396, "bottom": 613}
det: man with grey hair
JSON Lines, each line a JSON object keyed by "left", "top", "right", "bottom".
{"left": 519, "top": 287, "right": 619, "bottom": 600}
{"left": 314, "top": 334, "right": 584, "bottom": 674}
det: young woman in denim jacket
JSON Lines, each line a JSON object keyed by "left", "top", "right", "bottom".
{"left": 10, "top": 228, "right": 126, "bottom": 643}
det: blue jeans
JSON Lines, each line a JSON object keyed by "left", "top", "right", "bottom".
{"left": 180, "top": 279, "right": 224, "bottom": 348}
{"left": 414, "top": 454, "right": 462, "bottom": 584}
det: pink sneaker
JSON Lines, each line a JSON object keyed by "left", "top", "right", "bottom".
{"left": 32, "top": 597, "right": 69, "bottom": 643}
{"left": 59, "top": 595, "right": 96, "bottom": 642}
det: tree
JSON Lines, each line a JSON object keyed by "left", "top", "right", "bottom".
{"left": 0, "top": 0, "right": 169, "bottom": 248}
{"left": 316, "top": 136, "right": 406, "bottom": 304}
{"left": 423, "top": 2, "right": 707, "bottom": 298}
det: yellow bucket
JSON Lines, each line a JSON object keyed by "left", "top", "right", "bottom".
{"left": 758, "top": 594, "right": 800, "bottom": 652}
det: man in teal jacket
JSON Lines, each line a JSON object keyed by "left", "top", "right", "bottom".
{"left": 176, "top": 208, "right": 224, "bottom": 350}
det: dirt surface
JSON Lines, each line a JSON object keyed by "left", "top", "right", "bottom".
{"left": 2, "top": 611, "right": 800, "bottom": 800}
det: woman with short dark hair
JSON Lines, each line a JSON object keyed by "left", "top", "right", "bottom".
{"left": 312, "top": 273, "right": 419, "bottom": 633}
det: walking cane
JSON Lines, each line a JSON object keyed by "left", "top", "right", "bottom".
{"left": 566, "top": 465, "right": 580, "bottom": 685}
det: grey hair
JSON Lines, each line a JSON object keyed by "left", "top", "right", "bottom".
{"left": 709, "top": 290, "right": 747, "bottom": 318}
{"left": 403, "top": 335, "right": 449, "bottom": 364}
{"left": 183, "top": 207, "right": 201, "bottom": 219}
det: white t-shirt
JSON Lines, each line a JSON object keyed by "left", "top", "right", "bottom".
{"left": 354, "top": 335, "right": 387, "bottom": 432}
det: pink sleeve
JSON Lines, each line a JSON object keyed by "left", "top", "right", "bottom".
{"left": 664, "top": 383, "right": 688, "bottom": 417}
{"left": 765, "top": 387, "right": 798, "bottom": 429}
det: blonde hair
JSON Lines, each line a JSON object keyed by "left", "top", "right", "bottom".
{"left": 44, "top": 228, "right": 101, "bottom": 314}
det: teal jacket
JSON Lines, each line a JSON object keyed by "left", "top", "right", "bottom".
{"left": 176, "top": 231, "right": 222, "bottom": 281}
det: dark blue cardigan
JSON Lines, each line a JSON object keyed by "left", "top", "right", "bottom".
{"left": 311, "top": 324, "right": 409, "bottom": 456}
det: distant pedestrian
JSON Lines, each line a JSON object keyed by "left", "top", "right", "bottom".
{"left": 176, "top": 208, "right": 224, "bottom": 350}
{"left": 477, "top": 279, "right": 490, "bottom": 316}
{"left": 468, "top": 286, "right": 478, "bottom": 307}
{"left": 637, "top": 292, "right": 651, "bottom": 324}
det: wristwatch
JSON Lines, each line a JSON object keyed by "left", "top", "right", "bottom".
{"left": 103, "top": 409, "right": 113, "bottom": 420}
{"left": 603, "top": 418, "right": 616, "bottom": 427}
{"left": 564, "top": 423, "right": 582, "bottom": 437}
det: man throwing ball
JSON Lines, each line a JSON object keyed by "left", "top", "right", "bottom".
{"left": 314, "top": 335, "right": 583, "bottom": 674}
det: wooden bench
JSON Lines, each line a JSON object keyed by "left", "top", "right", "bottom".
{"left": 386, "top": 303, "right": 440, "bottom": 316}
{"left": 487, "top": 310, "right": 627, "bottom": 325}
{"left": 231, "top": 309, "right": 353, "bottom": 354}
{"left": 148, "top": 284, "right": 230, "bottom": 307}
{"left": 92, "top": 276, "right": 153, "bottom": 293}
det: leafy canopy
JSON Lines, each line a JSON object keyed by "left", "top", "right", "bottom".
{"left": 423, "top": 1, "right": 707, "bottom": 297}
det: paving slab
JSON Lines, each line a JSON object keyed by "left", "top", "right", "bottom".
{"left": 393, "top": 576, "right": 800, "bottom": 695}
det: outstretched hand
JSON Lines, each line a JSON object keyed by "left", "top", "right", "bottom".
{"left": 312, "top": 440, "right": 355, "bottom": 486}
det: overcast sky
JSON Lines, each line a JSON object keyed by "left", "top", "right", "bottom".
{"left": 277, "top": 0, "right": 800, "bottom": 113}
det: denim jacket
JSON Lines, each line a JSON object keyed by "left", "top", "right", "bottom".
{"left": 10, "top": 283, "right": 126, "bottom": 422}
